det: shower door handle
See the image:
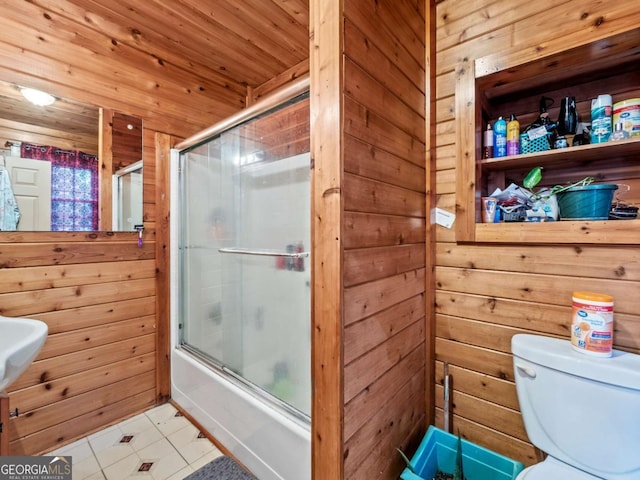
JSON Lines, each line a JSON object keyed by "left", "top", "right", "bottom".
{"left": 218, "top": 247, "right": 309, "bottom": 258}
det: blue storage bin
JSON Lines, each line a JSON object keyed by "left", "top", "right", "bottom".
{"left": 556, "top": 184, "right": 618, "bottom": 220}
{"left": 400, "top": 426, "right": 524, "bottom": 480}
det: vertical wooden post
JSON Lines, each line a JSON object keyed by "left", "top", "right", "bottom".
{"left": 310, "top": 0, "right": 344, "bottom": 478}
{"left": 0, "top": 393, "right": 9, "bottom": 456}
{"left": 424, "top": 0, "right": 437, "bottom": 429}
{"left": 99, "top": 108, "right": 114, "bottom": 231}
{"left": 154, "top": 132, "right": 173, "bottom": 404}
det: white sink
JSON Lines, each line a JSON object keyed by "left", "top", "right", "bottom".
{"left": 0, "top": 316, "right": 48, "bottom": 392}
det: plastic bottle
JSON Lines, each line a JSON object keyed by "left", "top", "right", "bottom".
{"left": 571, "top": 292, "right": 614, "bottom": 357}
{"left": 483, "top": 123, "right": 493, "bottom": 159}
{"left": 591, "top": 94, "right": 612, "bottom": 143}
{"left": 493, "top": 116, "right": 507, "bottom": 157}
{"left": 506, "top": 114, "right": 520, "bottom": 156}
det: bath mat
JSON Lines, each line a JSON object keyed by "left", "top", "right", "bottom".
{"left": 184, "top": 455, "right": 258, "bottom": 480}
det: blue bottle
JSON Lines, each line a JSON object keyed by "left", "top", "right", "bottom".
{"left": 493, "top": 116, "right": 507, "bottom": 157}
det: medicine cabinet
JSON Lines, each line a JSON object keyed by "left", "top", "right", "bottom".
{"left": 455, "top": 28, "right": 640, "bottom": 244}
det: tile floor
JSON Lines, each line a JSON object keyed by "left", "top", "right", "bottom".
{"left": 46, "top": 403, "right": 223, "bottom": 480}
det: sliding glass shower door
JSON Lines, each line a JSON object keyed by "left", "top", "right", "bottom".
{"left": 177, "top": 94, "right": 310, "bottom": 418}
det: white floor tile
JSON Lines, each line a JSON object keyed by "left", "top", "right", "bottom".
{"left": 89, "top": 425, "right": 125, "bottom": 453}
{"left": 73, "top": 454, "right": 103, "bottom": 480}
{"left": 144, "top": 403, "right": 177, "bottom": 424}
{"left": 129, "top": 425, "right": 165, "bottom": 453}
{"left": 93, "top": 441, "right": 136, "bottom": 470}
{"left": 88, "top": 423, "right": 122, "bottom": 443}
{"left": 44, "top": 404, "right": 228, "bottom": 480}
{"left": 102, "top": 453, "right": 141, "bottom": 480}
{"left": 187, "top": 448, "right": 223, "bottom": 472}
{"left": 148, "top": 450, "right": 189, "bottom": 480}
{"left": 49, "top": 437, "right": 94, "bottom": 464}
{"left": 166, "top": 466, "right": 194, "bottom": 480}
{"left": 167, "top": 424, "right": 216, "bottom": 465}
{"left": 120, "top": 412, "right": 158, "bottom": 435}
{"left": 146, "top": 408, "right": 191, "bottom": 437}
{"left": 123, "top": 437, "right": 188, "bottom": 480}
{"left": 84, "top": 472, "right": 107, "bottom": 480}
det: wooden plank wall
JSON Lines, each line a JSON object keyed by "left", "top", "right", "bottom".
{"left": 434, "top": 0, "right": 640, "bottom": 466}
{"left": 0, "top": 2, "right": 226, "bottom": 455}
{"left": 311, "top": 0, "right": 427, "bottom": 478}
{"left": 0, "top": 231, "right": 157, "bottom": 455}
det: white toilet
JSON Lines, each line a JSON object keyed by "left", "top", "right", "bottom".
{"left": 511, "top": 334, "right": 640, "bottom": 480}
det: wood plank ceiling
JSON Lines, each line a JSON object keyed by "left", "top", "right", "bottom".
{"left": 70, "top": 0, "right": 311, "bottom": 104}
{"left": 1, "top": 0, "right": 310, "bottom": 138}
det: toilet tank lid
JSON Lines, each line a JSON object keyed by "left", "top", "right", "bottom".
{"left": 512, "top": 334, "right": 640, "bottom": 390}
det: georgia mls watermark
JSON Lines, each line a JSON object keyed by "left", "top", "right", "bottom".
{"left": 0, "top": 456, "right": 71, "bottom": 480}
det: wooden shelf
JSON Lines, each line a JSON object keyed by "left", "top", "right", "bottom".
{"left": 479, "top": 137, "right": 640, "bottom": 172}
{"left": 474, "top": 219, "right": 639, "bottom": 245}
{"left": 454, "top": 29, "right": 640, "bottom": 244}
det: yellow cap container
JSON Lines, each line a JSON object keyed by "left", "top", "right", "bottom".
{"left": 571, "top": 292, "right": 614, "bottom": 357}
{"left": 613, "top": 98, "right": 640, "bottom": 137}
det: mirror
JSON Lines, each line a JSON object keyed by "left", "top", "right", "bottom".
{"left": 0, "top": 79, "right": 143, "bottom": 232}
{"left": 113, "top": 160, "right": 143, "bottom": 231}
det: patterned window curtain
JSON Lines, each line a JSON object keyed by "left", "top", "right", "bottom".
{"left": 20, "top": 143, "right": 99, "bottom": 231}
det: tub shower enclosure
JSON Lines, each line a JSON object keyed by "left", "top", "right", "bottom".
{"left": 170, "top": 82, "right": 311, "bottom": 480}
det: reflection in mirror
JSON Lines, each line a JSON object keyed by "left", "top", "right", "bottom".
{"left": 0, "top": 79, "right": 142, "bottom": 232}
{"left": 113, "top": 160, "right": 143, "bottom": 231}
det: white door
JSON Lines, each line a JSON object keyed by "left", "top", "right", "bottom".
{"left": 5, "top": 156, "right": 51, "bottom": 231}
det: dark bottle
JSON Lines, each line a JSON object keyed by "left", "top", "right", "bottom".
{"left": 557, "top": 96, "right": 577, "bottom": 136}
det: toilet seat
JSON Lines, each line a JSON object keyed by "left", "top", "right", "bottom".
{"left": 516, "top": 457, "right": 602, "bottom": 480}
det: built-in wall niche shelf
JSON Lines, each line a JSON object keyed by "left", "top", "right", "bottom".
{"left": 479, "top": 137, "right": 640, "bottom": 172}
{"left": 455, "top": 28, "right": 640, "bottom": 245}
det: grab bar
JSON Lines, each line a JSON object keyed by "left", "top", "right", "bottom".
{"left": 218, "top": 247, "right": 309, "bottom": 258}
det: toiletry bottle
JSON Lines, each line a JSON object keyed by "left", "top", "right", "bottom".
{"left": 591, "top": 94, "right": 612, "bottom": 143}
{"left": 506, "top": 114, "right": 520, "bottom": 156}
{"left": 493, "top": 116, "right": 507, "bottom": 158}
{"left": 483, "top": 123, "right": 494, "bottom": 159}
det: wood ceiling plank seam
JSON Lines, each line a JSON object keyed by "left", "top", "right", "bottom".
{"left": 0, "top": 118, "right": 94, "bottom": 145}
{"left": 0, "top": 81, "right": 100, "bottom": 135}
{"left": 0, "top": 10, "right": 246, "bottom": 111}
{"left": 77, "top": 0, "right": 289, "bottom": 84}
{"left": 139, "top": 0, "right": 291, "bottom": 80}
{"left": 176, "top": 0, "right": 308, "bottom": 66}
{"left": 33, "top": 0, "right": 245, "bottom": 95}
{"left": 0, "top": 44, "right": 239, "bottom": 127}
{"left": 219, "top": 0, "right": 310, "bottom": 57}
{"left": 271, "top": 0, "right": 309, "bottom": 29}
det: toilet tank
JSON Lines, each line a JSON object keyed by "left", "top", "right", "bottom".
{"left": 512, "top": 334, "right": 640, "bottom": 479}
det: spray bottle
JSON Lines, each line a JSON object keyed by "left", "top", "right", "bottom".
{"left": 506, "top": 114, "right": 520, "bottom": 156}
{"left": 493, "top": 116, "right": 507, "bottom": 158}
{"left": 591, "top": 94, "right": 612, "bottom": 143}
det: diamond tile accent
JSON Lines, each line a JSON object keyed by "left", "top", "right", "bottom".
{"left": 44, "top": 404, "right": 232, "bottom": 480}
{"left": 138, "top": 462, "right": 154, "bottom": 472}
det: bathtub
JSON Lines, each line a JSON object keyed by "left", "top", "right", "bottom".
{"left": 170, "top": 149, "right": 311, "bottom": 480}
{"left": 170, "top": 348, "right": 311, "bottom": 480}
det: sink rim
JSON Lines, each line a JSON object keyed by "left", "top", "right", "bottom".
{"left": 0, "top": 316, "right": 49, "bottom": 393}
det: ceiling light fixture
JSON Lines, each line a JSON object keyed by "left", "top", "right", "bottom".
{"left": 20, "top": 87, "right": 56, "bottom": 106}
